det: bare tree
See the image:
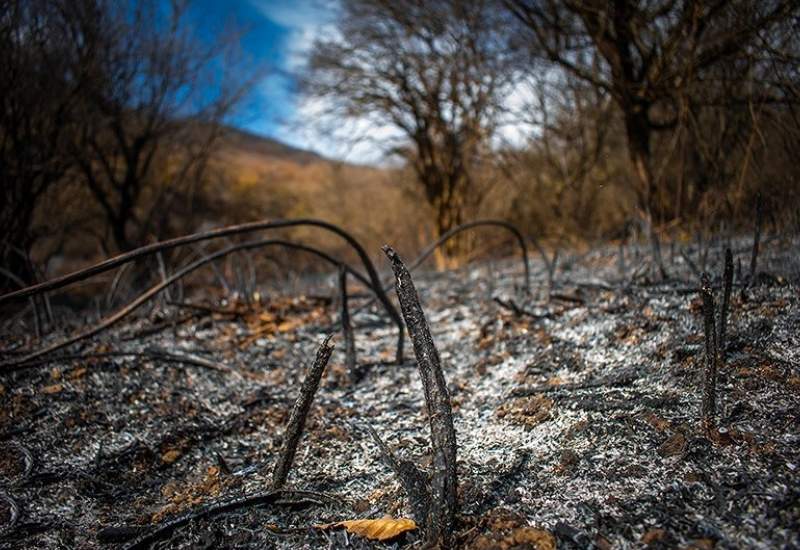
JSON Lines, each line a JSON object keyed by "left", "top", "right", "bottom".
{"left": 505, "top": 0, "right": 798, "bottom": 278}
{"left": 502, "top": 68, "right": 624, "bottom": 240}
{"left": 1, "top": 0, "right": 254, "bottom": 290}
{"left": 304, "top": 0, "right": 519, "bottom": 257}
{"left": 65, "top": 0, "right": 252, "bottom": 253}
{"left": 0, "top": 0, "right": 82, "bottom": 287}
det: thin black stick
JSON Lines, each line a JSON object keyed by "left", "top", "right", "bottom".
{"left": 406, "top": 220, "right": 530, "bottom": 293}
{"left": 492, "top": 297, "right": 551, "bottom": 320}
{"left": 8, "top": 349, "right": 239, "bottom": 375}
{"left": 123, "top": 490, "right": 332, "bottom": 550}
{"left": 383, "top": 245, "right": 457, "bottom": 548}
{"left": 718, "top": 248, "right": 734, "bottom": 363}
{"left": 701, "top": 273, "right": 718, "bottom": 431}
{"left": 271, "top": 335, "right": 334, "bottom": 490}
{"left": 338, "top": 266, "right": 358, "bottom": 380}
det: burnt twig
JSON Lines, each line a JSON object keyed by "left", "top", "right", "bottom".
{"left": 7, "top": 349, "right": 242, "bottom": 375}
{"left": 383, "top": 245, "right": 457, "bottom": 548}
{"left": 365, "top": 424, "right": 431, "bottom": 524}
{"left": 271, "top": 335, "right": 334, "bottom": 490}
{"left": 1, "top": 239, "right": 388, "bottom": 368}
{"left": 492, "top": 297, "right": 551, "bottom": 320}
{"left": 405, "top": 220, "right": 530, "bottom": 293}
{"left": 338, "top": 266, "right": 358, "bottom": 381}
{"left": 701, "top": 273, "right": 718, "bottom": 431}
{"left": 747, "top": 193, "right": 763, "bottom": 288}
{"left": 122, "top": 490, "right": 334, "bottom": 550}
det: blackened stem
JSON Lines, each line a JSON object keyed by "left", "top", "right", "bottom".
{"left": 701, "top": 273, "right": 718, "bottom": 431}
{"left": 271, "top": 335, "right": 334, "bottom": 489}
{"left": 338, "top": 266, "right": 357, "bottom": 378}
{"left": 383, "top": 245, "right": 457, "bottom": 548}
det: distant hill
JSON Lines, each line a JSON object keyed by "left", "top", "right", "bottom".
{"left": 203, "top": 123, "right": 426, "bottom": 261}
{"left": 216, "top": 127, "right": 325, "bottom": 166}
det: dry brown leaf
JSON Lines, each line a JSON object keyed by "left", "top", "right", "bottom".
{"left": 160, "top": 449, "right": 182, "bottom": 464}
{"left": 68, "top": 367, "right": 88, "bottom": 380}
{"left": 277, "top": 318, "right": 303, "bottom": 333}
{"left": 41, "top": 383, "right": 63, "bottom": 394}
{"left": 319, "top": 517, "right": 416, "bottom": 541}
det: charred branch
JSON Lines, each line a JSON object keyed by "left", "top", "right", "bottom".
{"left": 718, "top": 248, "right": 734, "bottom": 363}
{"left": 1, "top": 239, "right": 391, "bottom": 368}
{"left": 406, "top": 220, "right": 531, "bottom": 294}
{"left": 492, "top": 297, "right": 551, "bottom": 320}
{"left": 383, "top": 245, "right": 458, "bottom": 548}
{"left": 271, "top": 335, "right": 334, "bottom": 490}
{"left": 0, "top": 219, "right": 405, "bottom": 364}
{"left": 747, "top": 194, "right": 764, "bottom": 289}
{"left": 8, "top": 349, "right": 243, "bottom": 375}
{"left": 700, "top": 273, "right": 718, "bottom": 431}
{"left": 365, "top": 424, "right": 431, "bottom": 526}
{"left": 338, "top": 266, "right": 358, "bottom": 382}
{"left": 122, "top": 490, "right": 334, "bottom": 550}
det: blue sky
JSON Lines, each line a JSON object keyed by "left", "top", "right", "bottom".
{"left": 185, "top": 0, "right": 333, "bottom": 149}
{"left": 180, "top": 0, "right": 531, "bottom": 163}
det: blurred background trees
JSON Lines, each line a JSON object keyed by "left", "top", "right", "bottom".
{"left": 0, "top": 0, "right": 252, "bottom": 289}
{"left": 304, "top": 0, "right": 520, "bottom": 256}
{"left": 505, "top": 0, "right": 798, "bottom": 276}
{"left": 2, "top": 0, "right": 799, "bottom": 292}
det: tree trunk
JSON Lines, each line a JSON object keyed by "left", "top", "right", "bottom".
{"left": 0, "top": 205, "right": 36, "bottom": 290}
{"left": 625, "top": 111, "right": 668, "bottom": 280}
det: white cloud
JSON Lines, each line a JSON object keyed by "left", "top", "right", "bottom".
{"left": 274, "top": 95, "right": 405, "bottom": 165}
{"left": 248, "top": 0, "right": 337, "bottom": 70}
{"left": 246, "top": 1, "right": 539, "bottom": 164}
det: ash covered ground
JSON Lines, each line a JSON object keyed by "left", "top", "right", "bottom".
{"left": 1, "top": 236, "right": 799, "bottom": 549}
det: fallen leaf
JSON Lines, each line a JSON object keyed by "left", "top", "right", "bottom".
{"left": 41, "top": 383, "right": 63, "bottom": 394}
{"left": 160, "top": 449, "right": 182, "bottom": 464}
{"left": 319, "top": 517, "right": 416, "bottom": 541}
{"left": 641, "top": 528, "right": 667, "bottom": 544}
{"left": 68, "top": 367, "right": 88, "bottom": 380}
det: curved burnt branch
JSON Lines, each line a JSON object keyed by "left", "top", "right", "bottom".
{"left": 1, "top": 239, "right": 392, "bottom": 368}
{"left": 0, "top": 218, "right": 404, "bottom": 364}
{"left": 406, "top": 220, "right": 530, "bottom": 293}
{"left": 122, "top": 490, "right": 334, "bottom": 550}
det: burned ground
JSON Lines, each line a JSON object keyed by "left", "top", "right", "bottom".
{"left": 1, "top": 236, "right": 798, "bottom": 549}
